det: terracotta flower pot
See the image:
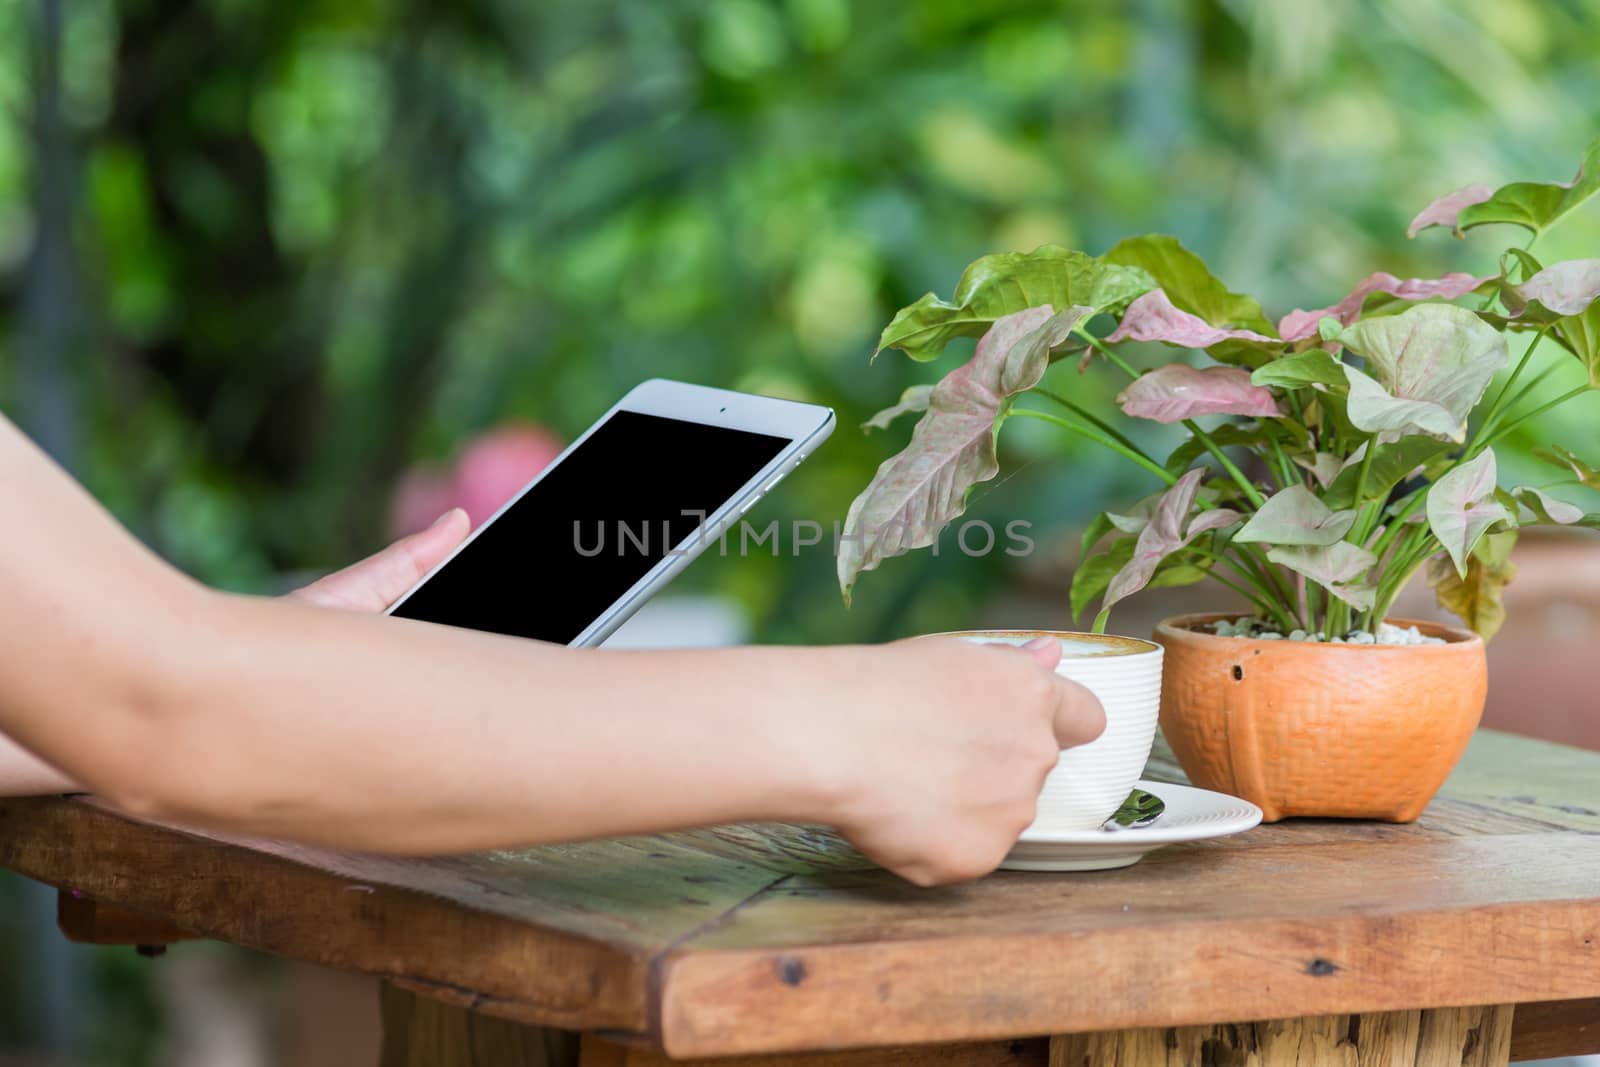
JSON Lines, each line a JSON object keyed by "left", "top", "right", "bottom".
{"left": 1153, "top": 613, "right": 1487, "bottom": 822}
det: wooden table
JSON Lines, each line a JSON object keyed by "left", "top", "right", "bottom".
{"left": 4, "top": 729, "right": 1600, "bottom": 1067}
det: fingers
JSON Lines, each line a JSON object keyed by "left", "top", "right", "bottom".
{"left": 1052, "top": 679, "right": 1106, "bottom": 748}
{"left": 999, "top": 639, "right": 1103, "bottom": 748}
{"left": 289, "top": 509, "right": 470, "bottom": 613}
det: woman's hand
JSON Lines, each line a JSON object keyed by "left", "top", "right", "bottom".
{"left": 1, "top": 411, "right": 1099, "bottom": 880}
{"left": 814, "top": 637, "right": 1104, "bottom": 886}
{"left": 289, "top": 509, "right": 469, "bottom": 612}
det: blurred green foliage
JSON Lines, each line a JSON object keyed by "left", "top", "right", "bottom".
{"left": 1, "top": 0, "right": 1598, "bottom": 648}
{"left": 2, "top": 2, "right": 1599, "bottom": 1063}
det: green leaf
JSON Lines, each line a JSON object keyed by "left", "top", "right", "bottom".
{"left": 1102, "top": 234, "right": 1275, "bottom": 333}
{"left": 1429, "top": 530, "right": 1518, "bottom": 640}
{"left": 1532, "top": 445, "right": 1600, "bottom": 490}
{"left": 1161, "top": 423, "right": 1264, "bottom": 477}
{"left": 1072, "top": 538, "right": 1132, "bottom": 622}
{"left": 1147, "top": 560, "right": 1211, "bottom": 590}
{"left": 1559, "top": 301, "right": 1600, "bottom": 388}
{"left": 1323, "top": 437, "right": 1453, "bottom": 511}
{"left": 1250, "top": 349, "right": 1348, "bottom": 390}
{"left": 861, "top": 385, "right": 933, "bottom": 432}
{"left": 1233, "top": 484, "right": 1357, "bottom": 546}
{"left": 839, "top": 306, "right": 1090, "bottom": 603}
{"left": 1455, "top": 139, "right": 1600, "bottom": 238}
{"left": 1492, "top": 488, "right": 1523, "bottom": 531}
{"left": 1079, "top": 511, "right": 1115, "bottom": 560}
{"left": 874, "top": 247, "right": 1154, "bottom": 360}
{"left": 1427, "top": 448, "right": 1512, "bottom": 578}
{"left": 1503, "top": 247, "right": 1545, "bottom": 284}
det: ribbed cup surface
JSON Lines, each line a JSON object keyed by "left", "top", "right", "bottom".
{"left": 1034, "top": 651, "right": 1163, "bottom": 830}
{"left": 954, "top": 632, "right": 1164, "bottom": 832}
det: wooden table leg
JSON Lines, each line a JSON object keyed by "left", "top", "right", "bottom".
{"left": 1048, "top": 1005, "right": 1515, "bottom": 1067}
{"left": 378, "top": 982, "right": 579, "bottom": 1067}
{"left": 578, "top": 1035, "right": 1047, "bottom": 1065}
{"left": 378, "top": 993, "right": 1520, "bottom": 1067}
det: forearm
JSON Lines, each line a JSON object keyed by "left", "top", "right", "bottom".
{"left": 16, "top": 587, "right": 851, "bottom": 852}
{"left": 0, "top": 731, "right": 78, "bottom": 795}
{"left": 0, "top": 412, "right": 841, "bottom": 850}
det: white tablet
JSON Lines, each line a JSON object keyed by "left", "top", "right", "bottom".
{"left": 386, "top": 379, "right": 835, "bottom": 646}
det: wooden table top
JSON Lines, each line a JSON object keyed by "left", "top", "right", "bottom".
{"left": 3, "top": 729, "right": 1600, "bottom": 1059}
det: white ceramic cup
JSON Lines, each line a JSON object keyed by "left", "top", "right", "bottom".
{"left": 941, "top": 630, "right": 1165, "bottom": 832}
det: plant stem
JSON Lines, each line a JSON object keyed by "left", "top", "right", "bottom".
{"left": 1268, "top": 437, "right": 1298, "bottom": 490}
{"left": 1199, "top": 561, "right": 1282, "bottom": 620}
{"left": 1187, "top": 420, "right": 1267, "bottom": 508}
{"left": 1230, "top": 544, "right": 1300, "bottom": 629}
{"left": 1305, "top": 574, "right": 1324, "bottom": 629}
{"left": 1473, "top": 364, "right": 1559, "bottom": 450}
{"left": 1075, "top": 325, "right": 1269, "bottom": 507}
{"left": 1474, "top": 328, "right": 1547, "bottom": 445}
{"left": 1006, "top": 407, "right": 1178, "bottom": 485}
{"left": 1369, "top": 488, "right": 1428, "bottom": 564}
{"left": 1185, "top": 544, "right": 1296, "bottom": 631}
{"left": 1348, "top": 435, "right": 1381, "bottom": 543}
{"left": 1481, "top": 385, "right": 1593, "bottom": 450}
{"left": 1371, "top": 534, "right": 1439, "bottom": 626}
{"left": 1075, "top": 327, "right": 1140, "bottom": 380}
{"left": 1029, "top": 385, "right": 1154, "bottom": 463}
{"left": 1074, "top": 325, "right": 1295, "bottom": 623}
{"left": 1219, "top": 557, "right": 1298, "bottom": 631}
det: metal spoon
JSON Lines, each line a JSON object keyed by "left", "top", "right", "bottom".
{"left": 1101, "top": 788, "right": 1165, "bottom": 831}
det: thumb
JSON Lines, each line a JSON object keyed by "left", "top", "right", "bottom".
{"left": 289, "top": 509, "right": 470, "bottom": 613}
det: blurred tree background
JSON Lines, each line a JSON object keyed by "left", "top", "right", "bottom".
{"left": 2, "top": 0, "right": 1599, "bottom": 1063}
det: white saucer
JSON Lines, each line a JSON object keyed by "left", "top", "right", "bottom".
{"left": 1000, "top": 780, "right": 1262, "bottom": 872}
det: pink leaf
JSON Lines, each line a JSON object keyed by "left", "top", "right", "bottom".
{"left": 1187, "top": 508, "right": 1243, "bottom": 536}
{"left": 1505, "top": 259, "right": 1600, "bottom": 317}
{"left": 837, "top": 305, "right": 1091, "bottom": 601}
{"left": 1277, "top": 272, "right": 1494, "bottom": 342}
{"left": 1406, "top": 184, "right": 1493, "bottom": 239}
{"left": 1116, "top": 364, "right": 1282, "bottom": 424}
{"left": 1103, "top": 469, "right": 1207, "bottom": 610}
{"left": 1107, "top": 290, "right": 1277, "bottom": 348}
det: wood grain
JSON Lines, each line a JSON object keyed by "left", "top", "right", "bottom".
{"left": 56, "top": 891, "right": 195, "bottom": 945}
{"left": 4, "top": 730, "right": 1600, "bottom": 1058}
{"left": 380, "top": 981, "right": 578, "bottom": 1067}
{"left": 579, "top": 1034, "right": 1048, "bottom": 1067}
{"left": 0, "top": 798, "right": 657, "bottom": 1035}
{"left": 1506, "top": 997, "right": 1600, "bottom": 1061}
{"left": 1048, "top": 1006, "right": 1512, "bottom": 1067}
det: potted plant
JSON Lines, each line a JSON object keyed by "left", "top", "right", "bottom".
{"left": 839, "top": 140, "right": 1600, "bottom": 822}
